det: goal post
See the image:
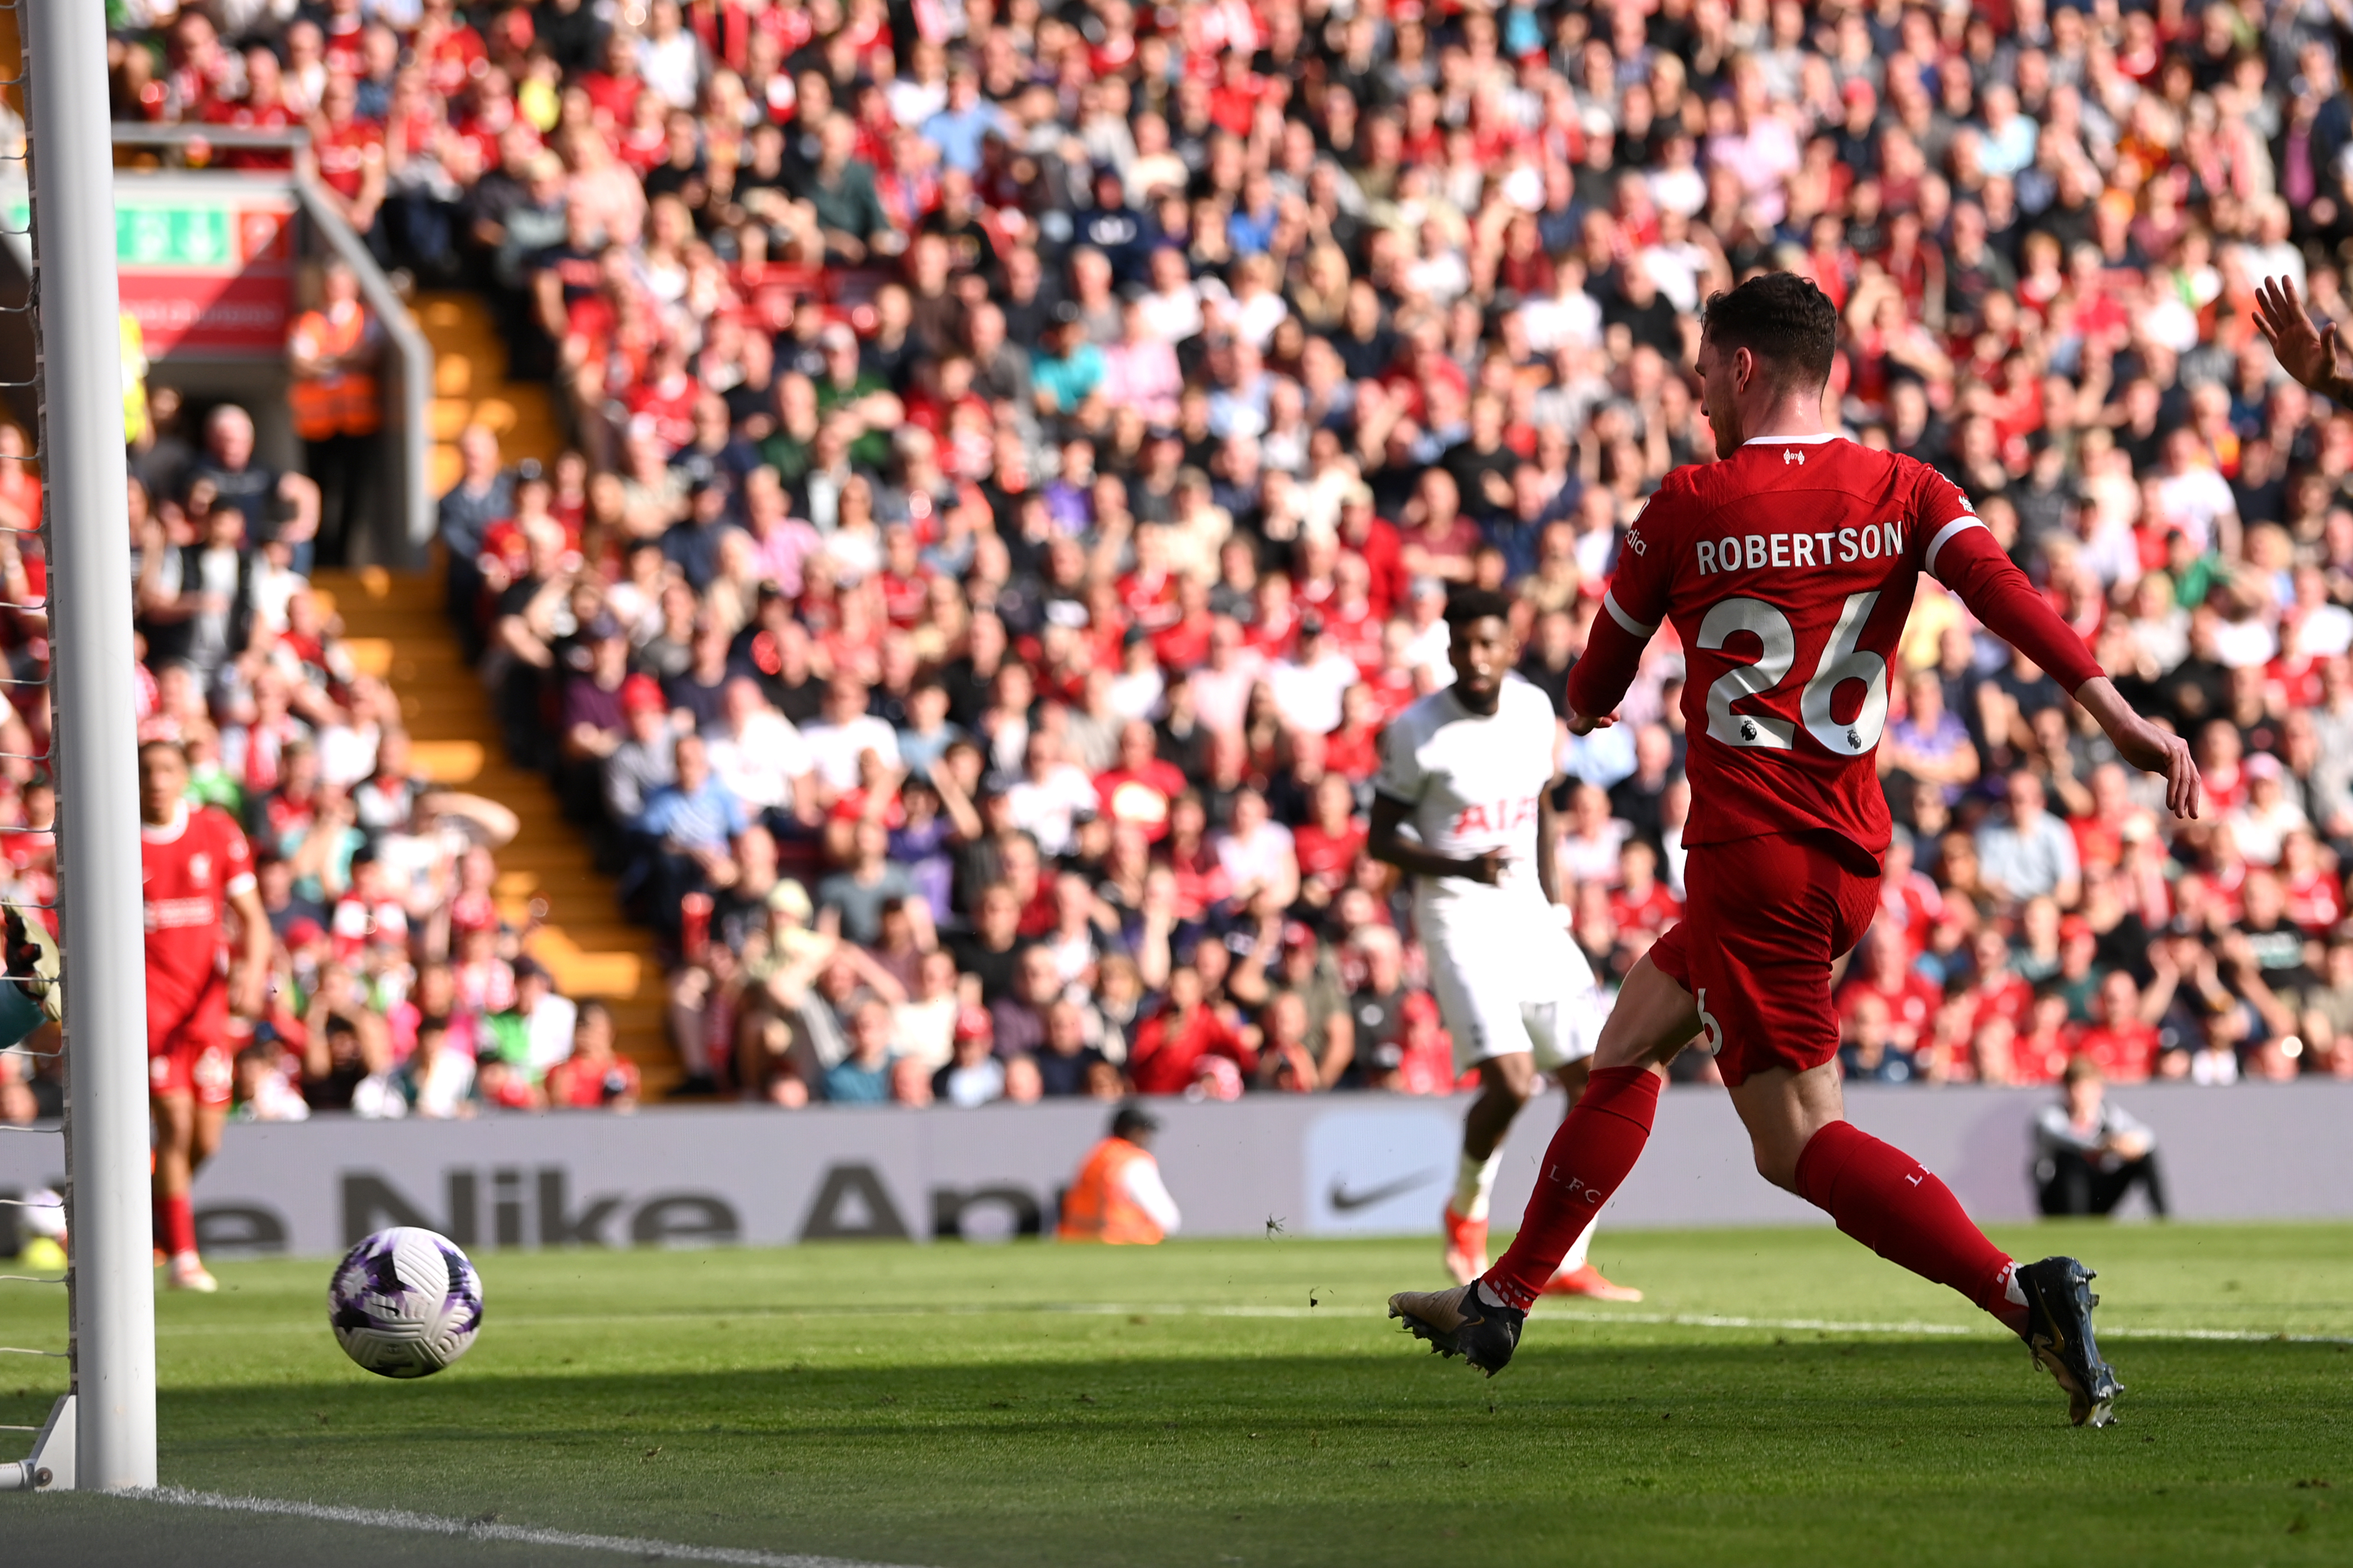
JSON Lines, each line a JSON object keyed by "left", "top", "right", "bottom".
{"left": 24, "top": 0, "right": 154, "bottom": 1492}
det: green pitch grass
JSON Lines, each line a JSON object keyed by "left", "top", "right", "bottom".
{"left": 6, "top": 1223, "right": 2353, "bottom": 1566}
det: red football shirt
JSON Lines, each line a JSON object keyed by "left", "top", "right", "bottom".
{"left": 2075, "top": 1021, "right": 2158, "bottom": 1084}
{"left": 1875, "top": 869, "right": 1944, "bottom": 956}
{"left": 1293, "top": 819, "right": 1367, "bottom": 885}
{"left": 201, "top": 97, "right": 296, "bottom": 170}
{"left": 1572, "top": 435, "right": 2102, "bottom": 856}
{"left": 1966, "top": 973, "right": 2034, "bottom": 1035}
{"left": 1609, "top": 879, "right": 1684, "bottom": 937}
{"left": 1126, "top": 1004, "right": 1252, "bottom": 1095}
{"left": 2010, "top": 1025, "right": 2079, "bottom": 1086}
{"left": 1323, "top": 721, "right": 1381, "bottom": 781}
{"left": 141, "top": 802, "right": 255, "bottom": 1016}
{"left": 1837, "top": 970, "right": 1942, "bottom": 1043}
{"left": 1095, "top": 760, "right": 1189, "bottom": 842}
{"left": 2287, "top": 868, "right": 2343, "bottom": 933}
{"left": 1340, "top": 518, "right": 1407, "bottom": 618}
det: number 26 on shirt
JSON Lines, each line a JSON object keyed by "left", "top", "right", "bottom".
{"left": 1697, "top": 591, "right": 1890, "bottom": 757}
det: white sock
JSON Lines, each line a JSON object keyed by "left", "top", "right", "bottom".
{"left": 1476, "top": 1281, "right": 1512, "bottom": 1310}
{"left": 1451, "top": 1150, "right": 1502, "bottom": 1221}
{"left": 1556, "top": 1215, "right": 1595, "bottom": 1276}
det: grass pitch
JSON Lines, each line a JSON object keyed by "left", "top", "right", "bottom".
{"left": 5, "top": 1223, "right": 2353, "bottom": 1565}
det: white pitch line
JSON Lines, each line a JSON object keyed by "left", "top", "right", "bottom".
{"left": 134, "top": 1299, "right": 2353, "bottom": 1344}
{"left": 134, "top": 1486, "right": 932, "bottom": 1568}
{"left": 1061, "top": 1301, "right": 2353, "bottom": 1343}
{"left": 1522, "top": 1308, "right": 2353, "bottom": 1345}
{"left": 2098, "top": 1325, "right": 2353, "bottom": 1345}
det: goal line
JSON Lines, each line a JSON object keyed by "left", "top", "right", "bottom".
{"left": 134, "top": 1486, "right": 931, "bottom": 1568}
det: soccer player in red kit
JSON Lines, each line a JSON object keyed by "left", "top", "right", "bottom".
{"left": 1390, "top": 274, "right": 2199, "bottom": 1427}
{"left": 142, "top": 739, "right": 271, "bottom": 1292}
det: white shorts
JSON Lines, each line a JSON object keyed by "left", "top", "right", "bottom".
{"left": 1418, "top": 891, "right": 1604, "bottom": 1075}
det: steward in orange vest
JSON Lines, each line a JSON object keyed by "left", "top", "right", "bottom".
{"left": 287, "top": 260, "right": 383, "bottom": 441}
{"left": 1057, "top": 1106, "right": 1181, "bottom": 1244}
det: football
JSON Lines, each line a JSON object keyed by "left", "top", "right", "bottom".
{"left": 327, "top": 1226, "right": 485, "bottom": 1379}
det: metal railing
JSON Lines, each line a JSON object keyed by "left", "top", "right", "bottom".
{"left": 292, "top": 173, "right": 434, "bottom": 566}
{"left": 108, "top": 123, "right": 310, "bottom": 155}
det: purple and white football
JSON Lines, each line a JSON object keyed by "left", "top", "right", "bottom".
{"left": 328, "top": 1226, "right": 484, "bottom": 1378}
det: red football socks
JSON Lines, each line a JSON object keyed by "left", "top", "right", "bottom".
{"left": 1482, "top": 1064, "right": 1662, "bottom": 1309}
{"left": 160, "top": 1192, "right": 197, "bottom": 1259}
{"left": 1793, "top": 1120, "right": 2024, "bottom": 1333}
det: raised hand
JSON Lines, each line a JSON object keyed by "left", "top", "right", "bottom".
{"left": 2255, "top": 275, "right": 2352, "bottom": 399}
{"left": 2109, "top": 712, "right": 2201, "bottom": 821}
{"left": 2076, "top": 676, "right": 2199, "bottom": 820}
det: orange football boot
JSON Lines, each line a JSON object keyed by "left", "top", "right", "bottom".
{"left": 1441, "top": 1206, "right": 1488, "bottom": 1285}
{"left": 1541, "top": 1263, "right": 1644, "bottom": 1302}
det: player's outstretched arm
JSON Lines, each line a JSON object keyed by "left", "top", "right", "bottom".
{"left": 2073, "top": 676, "right": 2201, "bottom": 820}
{"left": 2255, "top": 276, "right": 2353, "bottom": 405}
{"left": 1927, "top": 509, "right": 2199, "bottom": 819}
{"left": 1565, "top": 588, "right": 1651, "bottom": 735}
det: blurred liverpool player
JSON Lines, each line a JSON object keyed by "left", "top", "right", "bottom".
{"left": 1390, "top": 274, "right": 2198, "bottom": 1426}
{"left": 142, "top": 739, "right": 270, "bottom": 1291}
{"left": 1369, "top": 586, "right": 1637, "bottom": 1302}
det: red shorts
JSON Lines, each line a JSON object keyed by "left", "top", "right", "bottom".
{"left": 148, "top": 974, "right": 233, "bottom": 1109}
{"left": 1649, "top": 831, "right": 1882, "bottom": 1088}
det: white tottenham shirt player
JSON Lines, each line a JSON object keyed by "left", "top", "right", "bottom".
{"left": 1372, "top": 673, "right": 1603, "bottom": 1076}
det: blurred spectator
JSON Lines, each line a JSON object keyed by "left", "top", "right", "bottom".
{"left": 2034, "top": 1058, "right": 2168, "bottom": 1218}
{"left": 285, "top": 258, "right": 382, "bottom": 567}
{"left": 1128, "top": 959, "right": 1251, "bottom": 1097}
{"left": 822, "top": 997, "right": 900, "bottom": 1105}
{"left": 1976, "top": 772, "right": 2082, "bottom": 911}
{"left": 934, "top": 1004, "right": 1007, "bottom": 1108}
{"left": 1057, "top": 1104, "right": 1180, "bottom": 1244}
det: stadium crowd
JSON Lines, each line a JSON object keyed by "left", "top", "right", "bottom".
{"left": 84, "top": 0, "right": 2353, "bottom": 1110}
{"left": 134, "top": 389, "right": 646, "bottom": 1121}
{"left": 0, "top": 378, "right": 642, "bottom": 1128}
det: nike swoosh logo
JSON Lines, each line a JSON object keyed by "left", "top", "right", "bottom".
{"left": 1328, "top": 1171, "right": 1440, "bottom": 1212}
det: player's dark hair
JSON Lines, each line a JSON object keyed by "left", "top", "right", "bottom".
{"left": 1111, "top": 1103, "right": 1160, "bottom": 1141}
{"left": 1701, "top": 272, "right": 1839, "bottom": 389}
{"left": 1441, "top": 586, "right": 1514, "bottom": 631}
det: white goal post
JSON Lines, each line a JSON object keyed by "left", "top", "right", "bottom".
{"left": 10, "top": 0, "right": 152, "bottom": 1494}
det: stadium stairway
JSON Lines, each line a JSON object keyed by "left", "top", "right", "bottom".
{"left": 313, "top": 563, "right": 675, "bottom": 1095}
{"left": 416, "top": 291, "right": 564, "bottom": 494}
{"left": 310, "top": 294, "right": 678, "bottom": 1093}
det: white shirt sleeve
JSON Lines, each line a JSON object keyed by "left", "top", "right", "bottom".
{"left": 1372, "top": 712, "right": 1424, "bottom": 805}
{"left": 1120, "top": 1154, "right": 1182, "bottom": 1235}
